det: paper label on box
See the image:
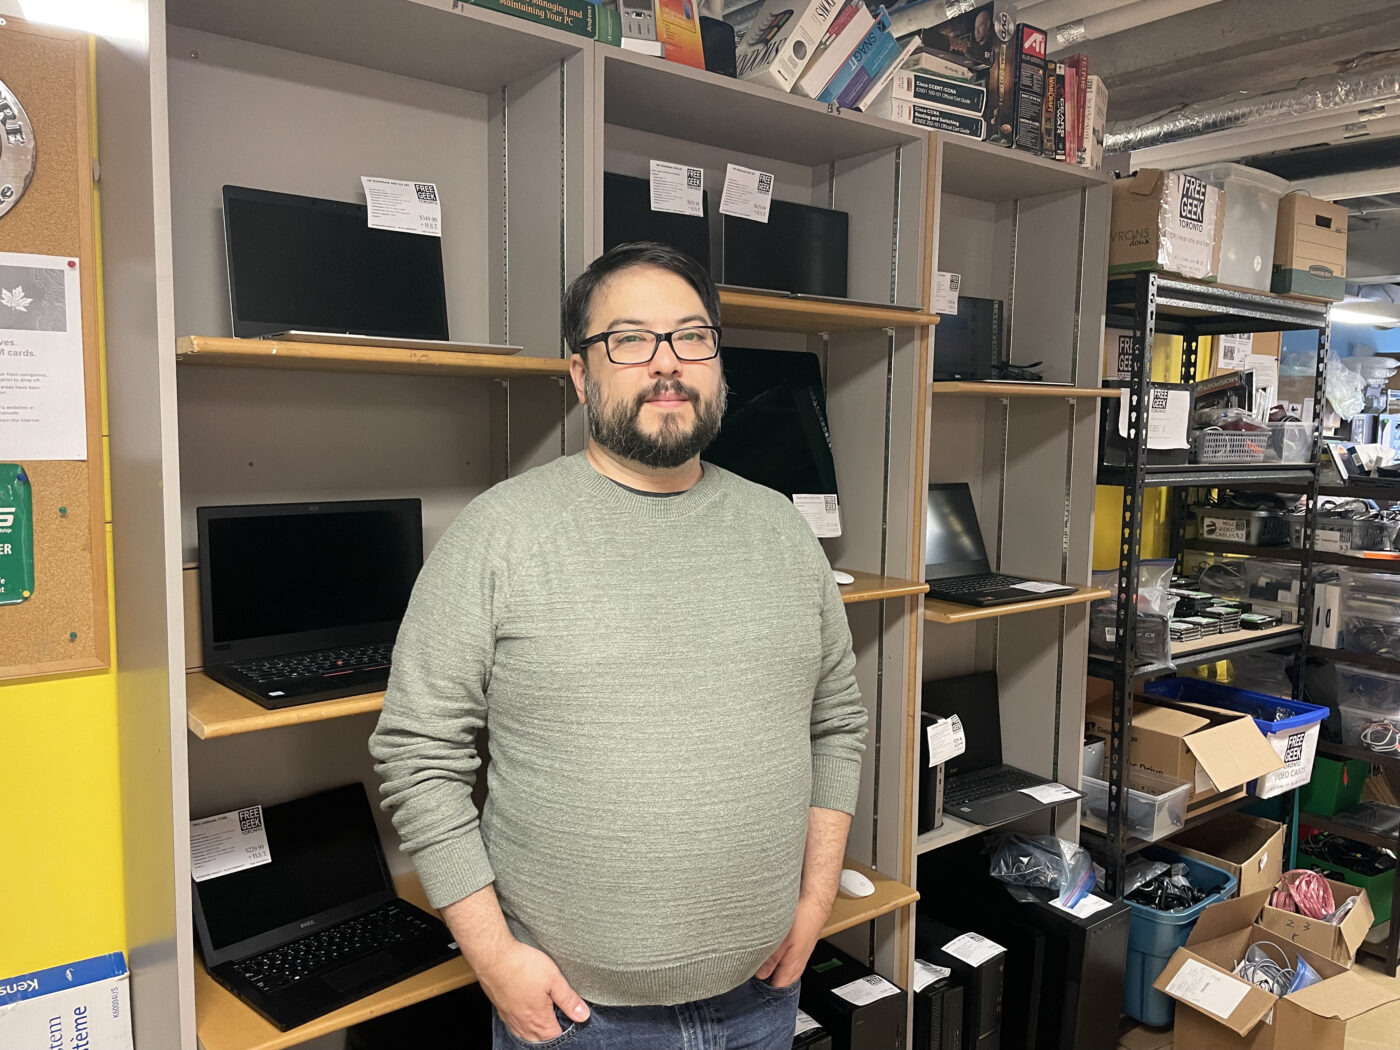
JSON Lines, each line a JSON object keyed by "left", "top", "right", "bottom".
{"left": 1013, "top": 581, "right": 1066, "bottom": 593}
{"left": 1163, "top": 173, "right": 1221, "bottom": 280}
{"left": 795, "top": 1010, "right": 822, "bottom": 1036}
{"left": 1217, "top": 333, "right": 1252, "bottom": 372}
{"left": 1117, "top": 388, "right": 1191, "bottom": 449}
{"left": 792, "top": 494, "right": 841, "bottom": 538}
{"left": 1020, "top": 782, "right": 1079, "bottom": 804}
{"left": 1104, "top": 329, "right": 1135, "bottom": 380}
{"left": 1201, "top": 516, "right": 1249, "bottom": 543}
{"left": 190, "top": 805, "right": 272, "bottom": 882}
{"left": 649, "top": 160, "right": 704, "bottom": 218}
{"left": 941, "top": 932, "right": 1005, "bottom": 966}
{"left": 926, "top": 715, "right": 966, "bottom": 767}
{"left": 832, "top": 974, "right": 903, "bottom": 1006}
{"left": 1259, "top": 726, "right": 1317, "bottom": 793}
{"left": 719, "top": 163, "right": 774, "bottom": 223}
{"left": 0, "top": 954, "right": 133, "bottom": 1050}
{"left": 1164, "top": 959, "right": 1252, "bottom": 1020}
{"left": 360, "top": 177, "right": 441, "bottom": 237}
{"left": 913, "top": 959, "right": 952, "bottom": 992}
{"left": 1314, "top": 528, "right": 1346, "bottom": 553}
{"left": 1051, "top": 892, "right": 1114, "bottom": 918}
{"left": 934, "top": 271, "right": 961, "bottom": 314}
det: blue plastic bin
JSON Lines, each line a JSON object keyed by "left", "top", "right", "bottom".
{"left": 1122, "top": 846, "right": 1238, "bottom": 1026}
{"left": 1143, "top": 678, "right": 1328, "bottom": 798}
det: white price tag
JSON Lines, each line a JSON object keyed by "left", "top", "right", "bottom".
{"left": 190, "top": 805, "right": 272, "bottom": 882}
{"left": 1019, "top": 782, "right": 1079, "bottom": 804}
{"left": 794, "top": 1010, "right": 823, "bottom": 1036}
{"left": 1117, "top": 388, "right": 1191, "bottom": 449}
{"left": 1164, "top": 959, "right": 1252, "bottom": 1020}
{"left": 933, "top": 272, "right": 960, "bottom": 314}
{"left": 832, "top": 974, "right": 903, "bottom": 1006}
{"left": 792, "top": 493, "right": 841, "bottom": 538}
{"left": 719, "top": 163, "right": 774, "bottom": 223}
{"left": 1051, "top": 892, "right": 1114, "bottom": 918}
{"left": 913, "top": 960, "right": 952, "bottom": 992}
{"left": 926, "top": 715, "right": 966, "bottom": 767}
{"left": 1201, "top": 516, "right": 1249, "bottom": 543}
{"left": 1314, "top": 528, "right": 1346, "bottom": 553}
{"left": 360, "top": 176, "right": 442, "bottom": 237}
{"left": 1013, "top": 581, "right": 1066, "bottom": 594}
{"left": 649, "top": 160, "right": 704, "bottom": 218}
{"left": 941, "top": 932, "right": 1005, "bottom": 966}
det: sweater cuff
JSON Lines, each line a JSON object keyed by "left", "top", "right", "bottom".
{"left": 410, "top": 829, "right": 496, "bottom": 910}
{"left": 811, "top": 753, "right": 862, "bottom": 815}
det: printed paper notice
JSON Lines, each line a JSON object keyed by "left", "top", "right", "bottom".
{"left": 1164, "top": 959, "right": 1252, "bottom": 1020}
{"left": 794, "top": 1010, "right": 823, "bottom": 1037}
{"left": 1020, "top": 782, "right": 1079, "bottom": 804}
{"left": 941, "top": 932, "right": 1005, "bottom": 966}
{"left": 719, "top": 163, "right": 774, "bottom": 222}
{"left": 926, "top": 715, "right": 966, "bottom": 767}
{"left": 934, "top": 272, "right": 961, "bottom": 314}
{"left": 650, "top": 160, "right": 704, "bottom": 218}
{"left": 190, "top": 805, "right": 272, "bottom": 883}
{"left": 1118, "top": 387, "right": 1191, "bottom": 449}
{"left": 1014, "top": 581, "right": 1066, "bottom": 593}
{"left": 913, "top": 959, "right": 952, "bottom": 992}
{"left": 361, "top": 176, "right": 442, "bottom": 236}
{"left": 832, "top": 974, "right": 903, "bottom": 1006}
{"left": 1217, "top": 333, "right": 1253, "bottom": 372}
{"left": 1051, "top": 892, "right": 1114, "bottom": 918}
{"left": 793, "top": 493, "right": 841, "bottom": 538}
{"left": 0, "top": 252, "right": 86, "bottom": 460}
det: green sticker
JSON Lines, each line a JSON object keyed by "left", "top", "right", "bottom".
{"left": 0, "top": 464, "right": 35, "bottom": 605}
{"left": 812, "top": 958, "right": 843, "bottom": 973}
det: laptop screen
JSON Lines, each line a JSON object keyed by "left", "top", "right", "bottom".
{"left": 925, "top": 482, "right": 993, "bottom": 580}
{"left": 603, "top": 171, "right": 712, "bottom": 271}
{"left": 198, "top": 499, "right": 423, "bottom": 663}
{"left": 721, "top": 200, "right": 849, "bottom": 298}
{"left": 921, "top": 671, "right": 1002, "bottom": 778}
{"left": 192, "top": 783, "right": 393, "bottom": 965}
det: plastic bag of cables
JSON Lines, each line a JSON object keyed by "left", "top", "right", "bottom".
{"left": 988, "top": 833, "right": 1096, "bottom": 907}
{"left": 1124, "top": 862, "right": 1210, "bottom": 912}
{"left": 1088, "top": 559, "right": 1176, "bottom": 669}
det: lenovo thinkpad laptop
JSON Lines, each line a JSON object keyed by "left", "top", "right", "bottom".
{"left": 922, "top": 671, "right": 1080, "bottom": 826}
{"left": 197, "top": 499, "right": 422, "bottom": 709}
{"left": 924, "top": 482, "right": 1077, "bottom": 606}
{"left": 191, "top": 783, "right": 457, "bottom": 1032}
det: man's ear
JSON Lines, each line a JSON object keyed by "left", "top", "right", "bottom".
{"left": 568, "top": 353, "right": 588, "bottom": 405}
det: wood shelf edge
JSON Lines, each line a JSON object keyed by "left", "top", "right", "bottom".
{"left": 186, "top": 672, "right": 385, "bottom": 739}
{"left": 923, "top": 585, "right": 1111, "bottom": 624}
{"left": 821, "top": 859, "right": 919, "bottom": 938}
{"left": 930, "top": 381, "right": 1117, "bottom": 398}
{"left": 176, "top": 335, "right": 568, "bottom": 378}
{"left": 838, "top": 569, "right": 928, "bottom": 605}
{"left": 718, "top": 291, "right": 937, "bottom": 332}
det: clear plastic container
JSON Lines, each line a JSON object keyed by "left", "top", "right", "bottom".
{"left": 1289, "top": 515, "right": 1398, "bottom": 553}
{"left": 1180, "top": 163, "right": 1289, "bottom": 291}
{"left": 1336, "top": 666, "right": 1400, "bottom": 712}
{"left": 1267, "top": 421, "right": 1313, "bottom": 464}
{"left": 1338, "top": 699, "right": 1400, "bottom": 751}
{"left": 1080, "top": 769, "right": 1191, "bottom": 842}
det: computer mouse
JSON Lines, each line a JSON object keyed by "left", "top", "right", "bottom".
{"left": 838, "top": 868, "right": 875, "bottom": 898}
{"left": 833, "top": 570, "right": 855, "bottom": 585}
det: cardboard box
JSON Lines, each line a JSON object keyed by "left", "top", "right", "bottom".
{"left": 1084, "top": 697, "right": 1283, "bottom": 811}
{"left": 1259, "top": 877, "right": 1374, "bottom": 967}
{"left": 735, "top": 0, "right": 845, "bottom": 92}
{"left": 985, "top": 23, "right": 1046, "bottom": 151}
{"left": 1118, "top": 1023, "right": 1173, "bottom": 1050}
{"left": 1272, "top": 192, "right": 1348, "bottom": 300}
{"left": 908, "top": 0, "right": 1015, "bottom": 69}
{"left": 1110, "top": 169, "right": 1224, "bottom": 281}
{"left": 0, "top": 953, "right": 133, "bottom": 1050}
{"left": 1166, "top": 813, "right": 1286, "bottom": 898}
{"left": 1152, "top": 892, "right": 1398, "bottom": 1050}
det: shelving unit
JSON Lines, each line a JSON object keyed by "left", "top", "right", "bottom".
{"left": 717, "top": 291, "right": 938, "bottom": 333}
{"left": 837, "top": 572, "right": 930, "bottom": 606}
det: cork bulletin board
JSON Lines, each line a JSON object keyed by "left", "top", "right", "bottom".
{"left": 0, "top": 18, "right": 108, "bottom": 679}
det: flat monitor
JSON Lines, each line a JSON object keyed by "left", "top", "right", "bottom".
{"left": 603, "top": 171, "right": 712, "bottom": 271}
{"left": 924, "top": 482, "right": 994, "bottom": 580}
{"left": 922, "top": 670, "right": 1002, "bottom": 780}
{"left": 720, "top": 199, "right": 849, "bottom": 297}
{"left": 222, "top": 185, "right": 449, "bottom": 340}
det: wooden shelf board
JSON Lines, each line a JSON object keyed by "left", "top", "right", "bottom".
{"left": 923, "top": 585, "right": 1111, "bottom": 624}
{"left": 821, "top": 859, "right": 919, "bottom": 937}
{"left": 937, "top": 133, "right": 1110, "bottom": 203}
{"left": 838, "top": 570, "right": 928, "bottom": 605}
{"left": 719, "top": 290, "right": 937, "bottom": 333}
{"left": 931, "top": 381, "right": 1116, "bottom": 399}
{"left": 1170, "top": 622, "right": 1300, "bottom": 657}
{"left": 914, "top": 814, "right": 983, "bottom": 855}
{"left": 187, "top": 672, "right": 384, "bottom": 739}
{"left": 177, "top": 336, "right": 568, "bottom": 380}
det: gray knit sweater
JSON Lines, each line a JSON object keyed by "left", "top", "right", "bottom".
{"left": 369, "top": 452, "right": 867, "bottom": 1006}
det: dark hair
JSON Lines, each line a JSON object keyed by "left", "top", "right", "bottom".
{"left": 562, "top": 241, "right": 721, "bottom": 362}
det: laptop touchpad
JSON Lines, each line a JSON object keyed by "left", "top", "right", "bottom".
{"left": 323, "top": 950, "right": 400, "bottom": 992}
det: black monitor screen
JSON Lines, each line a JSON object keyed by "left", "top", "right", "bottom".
{"left": 921, "top": 671, "right": 1001, "bottom": 778}
{"left": 223, "top": 185, "right": 449, "bottom": 340}
{"left": 925, "top": 483, "right": 992, "bottom": 579}
{"left": 603, "top": 171, "right": 712, "bottom": 271}
{"left": 721, "top": 200, "right": 849, "bottom": 297}
{"left": 199, "top": 500, "right": 422, "bottom": 656}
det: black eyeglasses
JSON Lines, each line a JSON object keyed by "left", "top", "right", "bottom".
{"left": 578, "top": 325, "right": 722, "bottom": 365}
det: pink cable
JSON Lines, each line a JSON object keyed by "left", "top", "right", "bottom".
{"left": 1279, "top": 870, "right": 1336, "bottom": 920}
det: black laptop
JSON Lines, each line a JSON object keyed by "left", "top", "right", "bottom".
{"left": 191, "top": 782, "right": 457, "bottom": 1032}
{"left": 923, "top": 671, "right": 1081, "bottom": 826}
{"left": 198, "top": 499, "right": 423, "bottom": 709}
{"left": 924, "top": 483, "right": 1077, "bottom": 606}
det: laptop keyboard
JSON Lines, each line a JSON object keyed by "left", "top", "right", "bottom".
{"left": 232, "top": 902, "right": 438, "bottom": 995}
{"left": 231, "top": 643, "right": 393, "bottom": 683}
{"left": 945, "top": 765, "right": 1046, "bottom": 807}
{"left": 927, "top": 574, "right": 1024, "bottom": 596}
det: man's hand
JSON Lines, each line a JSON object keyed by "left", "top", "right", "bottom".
{"left": 755, "top": 896, "right": 829, "bottom": 989}
{"left": 475, "top": 938, "right": 591, "bottom": 1042}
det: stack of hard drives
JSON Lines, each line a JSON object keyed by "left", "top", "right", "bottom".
{"left": 1168, "top": 585, "right": 1249, "bottom": 641}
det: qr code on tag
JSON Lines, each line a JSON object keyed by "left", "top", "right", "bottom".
{"left": 415, "top": 183, "right": 438, "bottom": 203}
{"left": 687, "top": 168, "right": 702, "bottom": 189}
{"left": 238, "top": 806, "right": 264, "bottom": 833}
{"left": 824, "top": 495, "right": 838, "bottom": 514}
{"left": 757, "top": 173, "right": 773, "bottom": 195}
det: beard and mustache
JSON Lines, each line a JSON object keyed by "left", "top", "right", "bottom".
{"left": 584, "top": 369, "right": 728, "bottom": 470}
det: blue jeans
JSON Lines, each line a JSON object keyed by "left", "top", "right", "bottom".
{"left": 491, "top": 977, "right": 802, "bottom": 1050}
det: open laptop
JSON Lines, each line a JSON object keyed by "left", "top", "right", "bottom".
{"left": 922, "top": 671, "right": 1081, "bottom": 826}
{"left": 924, "top": 482, "right": 1078, "bottom": 606}
{"left": 197, "top": 499, "right": 423, "bottom": 709}
{"left": 192, "top": 782, "right": 457, "bottom": 1032}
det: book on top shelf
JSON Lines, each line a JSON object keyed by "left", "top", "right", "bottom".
{"left": 867, "top": 90, "right": 986, "bottom": 137}
{"left": 1064, "top": 53, "right": 1089, "bottom": 165}
{"left": 818, "top": 6, "right": 893, "bottom": 107}
{"left": 852, "top": 36, "right": 918, "bottom": 110}
{"left": 792, "top": 0, "right": 873, "bottom": 99}
{"left": 450, "top": 0, "right": 601, "bottom": 39}
{"left": 887, "top": 67, "right": 986, "bottom": 114}
{"left": 736, "top": 0, "right": 846, "bottom": 92}
{"left": 1079, "top": 74, "right": 1107, "bottom": 170}
{"left": 903, "top": 48, "right": 976, "bottom": 82}
{"left": 656, "top": 0, "right": 706, "bottom": 68}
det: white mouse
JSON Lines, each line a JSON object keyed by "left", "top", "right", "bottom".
{"left": 833, "top": 570, "right": 855, "bottom": 585}
{"left": 839, "top": 867, "right": 876, "bottom": 898}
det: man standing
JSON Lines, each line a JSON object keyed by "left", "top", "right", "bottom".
{"left": 370, "top": 242, "right": 867, "bottom": 1049}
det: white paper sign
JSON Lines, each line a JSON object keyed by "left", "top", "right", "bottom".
{"left": 1103, "top": 328, "right": 1135, "bottom": 380}
{"left": 719, "top": 163, "right": 774, "bottom": 222}
{"left": 1118, "top": 387, "right": 1192, "bottom": 449}
{"left": 1014, "top": 581, "right": 1066, "bottom": 594}
{"left": 1200, "top": 515, "right": 1249, "bottom": 543}
{"left": 934, "top": 272, "right": 961, "bottom": 314}
{"left": 794, "top": 1010, "right": 823, "bottom": 1036}
{"left": 0, "top": 253, "right": 87, "bottom": 460}
{"left": 1164, "top": 959, "right": 1252, "bottom": 1020}
{"left": 1020, "top": 782, "right": 1079, "bottom": 804}
{"left": 941, "top": 932, "right": 1005, "bottom": 966}
{"left": 913, "top": 959, "right": 952, "bottom": 992}
{"left": 832, "top": 974, "right": 903, "bottom": 1006}
{"left": 360, "top": 176, "right": 442, "bottom": 236}
{"left": 793, "top": 493, "right": 841, "bottom": 538}
{"left": 1051, "top": 892, "right": 1115, "bottom": 918}
{"left": 190, "top": 805, "right": 272, "bottom": 883}
{"left": 1195, "top": 763, "right": 1219, "bottom": 795}
{"left": 649, "top": 160, "right": 705, "bottom": 218}
{"left": 1217, "top": 333, "right": 1253, "bottom": 372}
{"left": 926, "top": 715, "right": 966, "bottom": 767}
{"left": 1247, "top": 353, "right": 1279, "bottom": 418}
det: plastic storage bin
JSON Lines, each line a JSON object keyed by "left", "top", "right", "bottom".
{"left": 1180, "top": 163, "right": 1289, "bottom": 290}
{"left": 1290, "top": 515, "right": 1398, "bottom": 553}
{"left": 1336, "top": 665, "right": 1400, "bottom": 710}
{"left": 1144, "top": 678, "right": 1327, "bottom": 797}
{"left": 1267, "top": 421, "right": 1313, "bottom": 464}
{"left": 1338, "top": 699, "right": 1400, "bottom": 752}
{"left": 1192, "top": 429, "right": 1268, "bottom": 464}
{"left": 1191, "top": 506, "right": 1288, "bottom": 546}
{"left": 1122, "top": 846, "right": 1239, "bottom": 1026}
{"left": 1298, "top": 756, "right": 1370, "bottom": 817}
{"left": 1081, "top": 768, "right": 1191, "bottom": 841}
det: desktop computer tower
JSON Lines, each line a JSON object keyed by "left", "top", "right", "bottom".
{"left": 1016, "top": 894, "right": 1129, "bottom": 1050}
{"left": 914, "top": 969, "right": 965, "bottom": 1050}
{"left": 918, "top": 711, "right": 946, "bottom": 833}
{"left": 799, "top": 940, "right": 907, "bottom": 1050}
{"left": 915, "top": 916, "right": 1003, "bottom": 1050}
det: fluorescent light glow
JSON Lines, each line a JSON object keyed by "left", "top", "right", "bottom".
{"left": 18, "top": 0, "right": 144, "bottom": 40}
{"left": 1330, "top": 306, "right": 1391, "bottom": 326}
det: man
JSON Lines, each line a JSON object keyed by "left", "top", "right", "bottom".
{"left": 370, "top": 242, "right": 867, "bottom": 1049}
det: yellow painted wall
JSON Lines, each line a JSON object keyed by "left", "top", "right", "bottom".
{"left": 0, "top": 38, "right": 125, "bottom": 979}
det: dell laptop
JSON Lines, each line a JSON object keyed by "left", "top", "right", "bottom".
{"left": 192, "top": 782, "right": 457, "bottom": 1032}
{"left": 197, "top": 499, "right": 423, "bottom": 709}
{"left": 924, "top": 482, "right": 1077, "bottom": 606}
{"left": 922, "top": 671, "right": 1080, "bottom": 826}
